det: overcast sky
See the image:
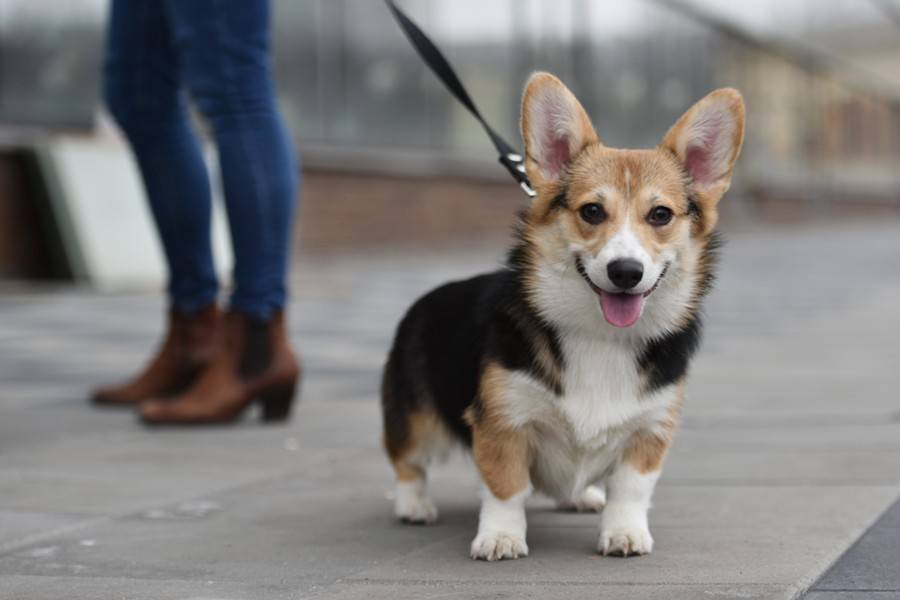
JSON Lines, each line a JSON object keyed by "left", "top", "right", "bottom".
{"left": 0, "top": 0, "right": 893, "bottom": 48}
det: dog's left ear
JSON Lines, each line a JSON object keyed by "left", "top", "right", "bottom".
{"left": 661, "top": 88, "right": 745, "bottom": 234}
{"left": 521, "top": 72, "right": 599, "bottom": 193}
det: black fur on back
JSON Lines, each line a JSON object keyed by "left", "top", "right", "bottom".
{"left": 382, "top": 237, "right": 563, "bottom": 448}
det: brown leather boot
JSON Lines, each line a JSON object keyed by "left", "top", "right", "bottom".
{"left": 91, "top": 304, "right": 222, "bottom": 406}
{"left": 139, "top": 310, "right": 300, "bottom": 425}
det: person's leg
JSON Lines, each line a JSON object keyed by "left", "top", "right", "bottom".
{"left": 94, "top": 0, "right": 223, "bottom": 406}
{"left": 103, "top": 0, "right": 218, "bottom": 312}
{"left": 139, "top": 0, "right": 301, "bottom": 424}
{"left": 162, "top": 0, "right": 299, "bottom": 320}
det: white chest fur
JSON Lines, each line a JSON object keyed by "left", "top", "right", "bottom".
{"left": 499, "top": 333, "right": 676, "bottom": 502}
{"left": 557, "top": 334, "right": 655, "bottom": 443}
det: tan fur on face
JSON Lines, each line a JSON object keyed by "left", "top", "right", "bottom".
{"left": 537, "top": 147, "right": 694, "bottom": 262}
{"left": 465, "top": 363, "right": 531, "bottom": 500}
{"left": 623, "top": 380, "right": 685, "bottom": 474}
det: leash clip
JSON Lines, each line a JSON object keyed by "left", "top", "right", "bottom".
{"left": 498, "top": 153, "right": 536, "bottom": 198}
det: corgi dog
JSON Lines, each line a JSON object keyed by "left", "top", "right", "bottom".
{"left": 381, "top": 72, "right": 744, "bottom": 561}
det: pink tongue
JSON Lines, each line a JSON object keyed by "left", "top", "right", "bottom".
{"left": 599, "top": 292, "right": 645, "bottom": 328}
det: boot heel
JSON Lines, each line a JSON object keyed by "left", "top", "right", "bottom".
{"left": 259, "top": 384, "right": 296, "bottom": 423}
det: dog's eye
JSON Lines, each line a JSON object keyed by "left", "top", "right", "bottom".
{"left": 579, "top": 203, "right": 606, "bottom": 225}
{"left": 647, "top": 206, "right": 674, "bottom": 226}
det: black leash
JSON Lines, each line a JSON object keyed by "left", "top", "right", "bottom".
{"left": 385, "top": 0, "right": 536, "bottom": 198}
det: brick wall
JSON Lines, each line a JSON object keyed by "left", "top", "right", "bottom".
{"left": 294, "top": 170, "right": 525, "bottom": 254}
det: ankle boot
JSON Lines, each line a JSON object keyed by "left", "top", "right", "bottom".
{"left": 139, "top": 310, "right": 300, "bottom": 424}
{"left": 92, "top": 304, "right": 222, "bottom": 406}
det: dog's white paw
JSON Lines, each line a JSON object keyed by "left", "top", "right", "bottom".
{"left": 599, "top": 503, "right": 653, "bottom": 556}
{"left": 560, "top": 485, "right": 607, "bottom": 513}
{"left": 598, "top": 523, "right": 653, "bottom": 556}
{"left": 394, "top": 482, "right": 438, "bottom": 524}
{"left": 470, "top": 531, "right": 529, "bottom": 561}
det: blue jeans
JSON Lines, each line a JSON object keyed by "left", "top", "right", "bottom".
{"left": 103, "top": 0, "right": 298, "bottom": 320}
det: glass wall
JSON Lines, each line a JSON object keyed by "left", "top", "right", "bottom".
{"left": 0, "top": 0, "right": 104, "bottom": 129}
{"left": 2, "top": 0, "right": 900, "bottom": 199}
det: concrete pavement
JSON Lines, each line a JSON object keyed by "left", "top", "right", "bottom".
{"left": 2, "top": 222, "right": 900, "bottom": 599}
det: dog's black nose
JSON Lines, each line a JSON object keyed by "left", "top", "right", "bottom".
{"left": 607, "top": 259, "right": 644, "bottom": 290}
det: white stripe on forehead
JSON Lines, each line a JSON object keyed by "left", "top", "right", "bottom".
{"left": 600, "top": 220, "right": 651, "bottom": 263}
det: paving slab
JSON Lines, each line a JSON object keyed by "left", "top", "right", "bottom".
{"left": 805, "top": 594, "right": 900, "bottom": 600}
{"left": 1, "top": 223, "right": 900, "bottom": 599}
{"left": 1, "top": 575, "right": 303, "bottom": 600}
{"left": 316, "top": 582, "right": 794, "bottom": 600}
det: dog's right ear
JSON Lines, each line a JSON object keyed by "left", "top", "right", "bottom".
{"left": 521, "top": 72, "right": 598, "bottom": 192}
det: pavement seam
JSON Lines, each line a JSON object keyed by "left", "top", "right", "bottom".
{"left": 791, "top": 494, "right": 900, "bottom": 600}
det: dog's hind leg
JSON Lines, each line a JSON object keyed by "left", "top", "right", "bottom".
{"left": 387, "top": 410, "right": 448, "bottom": 524}
{"left": 392, "top": 455, "right": 438, "bottom": 525}
{"left": 383, "top": 398, "right": 445, "bottom": 524}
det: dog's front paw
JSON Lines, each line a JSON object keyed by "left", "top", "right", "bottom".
{"left": 599, "top": 527, "right": 653, "bottom": 556}
{"left": 598, "top": 509, "right": 653, "bottom": 556}
{"left": 470, "top": 531, "right": 529, "bottom": 561}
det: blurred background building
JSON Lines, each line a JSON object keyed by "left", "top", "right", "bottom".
{"left": 1, "top": 0, "right": 899, "bottom": 285}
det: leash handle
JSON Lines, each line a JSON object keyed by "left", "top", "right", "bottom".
{"left": 385, "top": 0, "right": 536, "bottom": 198}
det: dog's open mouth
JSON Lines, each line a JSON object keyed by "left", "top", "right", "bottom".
{"left": 575, "top": 258, "right": 669, "bottom": 328}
